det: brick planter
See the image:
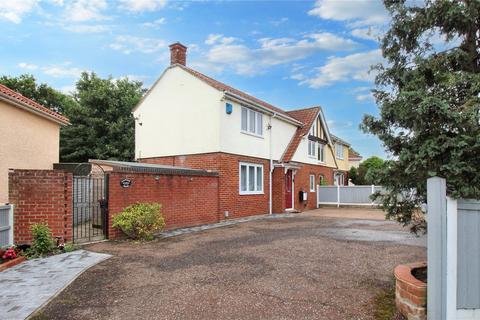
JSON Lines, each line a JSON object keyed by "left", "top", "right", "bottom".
{"left": 394, "top": 261, "right": 427, "bottom": 320}
{"left": 0, "top": 256, "right": 27, "bottom": 272}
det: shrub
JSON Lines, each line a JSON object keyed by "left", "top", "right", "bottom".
{"left": 28, "top": 223, "right": 54, "bottom": 257}
{"left": 112, "top": 203, "right": 165, "bottom": 240}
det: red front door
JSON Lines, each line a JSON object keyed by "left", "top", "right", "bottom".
{"left": 285, "top": 170, "right": 292, "bottom": 209}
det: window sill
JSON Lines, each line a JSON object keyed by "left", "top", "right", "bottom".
{"left": 241, "top": 131, "right": 264, "bottom": 139}
{"left": 336, "top": 157, "right": 344, "bottom": 160}
{"left": 239, "top": 191, "right": 264, "bottom": 195}
{"left": 308, "top": 155, "right": 316, "bottom": 159}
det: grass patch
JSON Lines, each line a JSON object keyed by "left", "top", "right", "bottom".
{"left": 373, "top": 280, "right": 403, "bottom": 320}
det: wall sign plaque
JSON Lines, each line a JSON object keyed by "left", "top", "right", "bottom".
{"left": 120, "top": 179, "right": 132, "bottom": 188}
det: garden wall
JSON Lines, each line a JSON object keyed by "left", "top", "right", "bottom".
{"left": 8, "top": 169, "right": 72, "bottom": 243}
{"left": 107, "top": 171, "right": 219, "bottom": 239}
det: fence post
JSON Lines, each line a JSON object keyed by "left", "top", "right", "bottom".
{"left": 371, "top": 185, "right": 375, "bottom": 205}
{"left": 427, "top": 177, "right": 447, "bottom": 320}
{"left": 337, "top": 184, "right": 340, "bottom": 208}
{"left": 8, "top": 205, "right": 14, "bottom": 246}
{"left": 445, "top": 197, "right": 457, "bottom": 320}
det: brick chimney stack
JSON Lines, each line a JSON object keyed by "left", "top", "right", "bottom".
{"left": 169, "top": 42, "right": 187, "bottom": 66}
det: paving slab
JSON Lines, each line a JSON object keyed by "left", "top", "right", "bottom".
{"left": 0, "top": 249, "right": 111, "bottom": 320}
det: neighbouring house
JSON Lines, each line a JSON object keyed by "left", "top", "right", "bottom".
{"left": 330, "top": 134, "right": 351, "bottom": 186}
{"left": 348, "top": 148, "right": 363, "bottom": 169}
{"left": 0, "top": 84, "right": 70, "bottom": 204}
{"left": 133, "top": 42, "right": 354, "bottom": 218}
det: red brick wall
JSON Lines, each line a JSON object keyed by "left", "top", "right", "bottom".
{"left": 107, "top": 172, "right": 219, "bottom": 239}
{"left": 8, "top": 170, "right": 72, "bottom": 243}
{"left": 141, "top": 152, "right": 271, "bottom": 219}
{"left": 293, "top": 163, "right": 334, "bottom": 211}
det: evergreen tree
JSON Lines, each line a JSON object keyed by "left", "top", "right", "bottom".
{"left": 361, "top": 0, "right": 480, "bottom": 232}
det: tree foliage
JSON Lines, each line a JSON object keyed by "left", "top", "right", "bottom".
{"left": 60, "top": 72, "right": 142, "bottom": 162}
{"left": 0, "top": 73, "right": 143, "bottom": 163}
{"left": 349, "top": 156, "right": 385, "bottom": 185}
{"left": 361, "top": 0, "right": 480, "bottom": 232}
{"left": 0, "top": 74, "right": 76, "bottom": 114}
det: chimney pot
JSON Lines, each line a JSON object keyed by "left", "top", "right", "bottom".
{"left": 169, "top": 42, "right": 187, "bottom": 66}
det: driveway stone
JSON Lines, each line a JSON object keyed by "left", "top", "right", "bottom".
{"left": 0, "top": 250, "right": 111, "bottom": 320}
{"left": 35, "top": 208, "right": 426, "bottom": 320}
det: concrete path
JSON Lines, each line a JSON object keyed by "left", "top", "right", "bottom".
{"left": 158, "top": 212, "right": 297, "bottom": 238}
{"left": 0, "top": 249, "right": 111, "bottom": 320}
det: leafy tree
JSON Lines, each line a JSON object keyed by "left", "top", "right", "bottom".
{"left": 361, "top": 0, "right": 480, "bottom": 232}
{"left": 0, "top": 73, "right": 142, "bottom": 162}
{"left": 348, "top": 166, "right": 358, "bottom": 184}
{"left": 350, "top": 156, "right": 385, "bottom": 185}
{"left": 0, "top": 74, "right": 76, "bottom": 114}
{"left": 60, "top": 72, "right": 143, "bottom": 162}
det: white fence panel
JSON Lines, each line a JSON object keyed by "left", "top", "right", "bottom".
{"left": 0, "top": 205, "right": 14, "bottom": 247}
{"left": 317, "top": 185, "right": 383, "bottom": 207}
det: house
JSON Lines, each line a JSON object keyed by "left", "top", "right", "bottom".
{"left": 348, "top": 148, "right": 363, "bottom": 169}
{"left": 0, "top": 84, "right": 70, "bottom": 204}
{"left": 133, "top": 42, "right": 353, "bottom": 218}
{"left": 330, "top": 134, "right": 351, "bottom": 186}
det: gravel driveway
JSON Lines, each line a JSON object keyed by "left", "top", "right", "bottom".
{"left": 35, "top": 208, "right": 426, "bottom": 320}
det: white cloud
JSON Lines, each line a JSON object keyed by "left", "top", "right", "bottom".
{"left": 119, "top": 0, "right": 167, "bottom": 13}
{"left": 202, "top": 33, "right": 358, "bottom": 76}
{"left": 64, "top": 0, "right": 108, "bottom": 22}
{"left": 351, "top": 27, "right": 383, "bottom": 42}
{"left": 308, "top": 0, "right": 388, "bottom": 27}
{"left": 142, "top": 17, "right": 166, "bottom": 28}
{"left": 327, "top": 120, "right": 353, "bottom": 129}
{"left": 42, "top": 64, "right": 84, "bottom": 78}
{"left": 64, "top": 24, "right": 110, "bottom": 33}
{"left": 109, "top": 35, "right": 166, "bottom": 54}
{"left": 300, "top": 49, "right": 384, "bottom": 88}
{"left": 0, "top": 0, "right": 38, "bottom": 24}
{"left": 271, "top": 17, "right": 288, "bottom": 26}
{"left": 59, "top": 85, "right": 76, "bottom": 94}
{"left": 205, "top": 34, "right": 237, "bottom": 45}
{"left": 18, "top": 62, "right": 38, "bottom": 70}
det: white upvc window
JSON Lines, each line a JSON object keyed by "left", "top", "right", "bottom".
{"left": 309, "top": 175, "right": 315, "bottom": 192}
{"left": 239, "top": 162, "right": 263, "bottom": 195}
{"left": 308, "top": 140, "right": 316, "bottom": 158}
{"left": 317, "top": 143, "right": 325, "bottom": 163}
{"left": 335, "top": 143, "right": 344, "bottom": 159}
{"left": 241, "top": 107, "right": 263, "bottom": 137}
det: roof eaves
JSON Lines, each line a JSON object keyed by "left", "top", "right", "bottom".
{"left": 0, "top": 92, "right": 70, "bottom": 126}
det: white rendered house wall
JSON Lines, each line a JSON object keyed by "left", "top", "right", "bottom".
{"left": 133, "top": 67, "right": 223, "bottom": 159}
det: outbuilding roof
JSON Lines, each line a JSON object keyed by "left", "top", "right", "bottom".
{"left": 0, "top": 84, "right": 70, "bottom": 125}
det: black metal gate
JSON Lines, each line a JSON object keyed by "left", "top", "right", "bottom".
{"left": 72, "top": 164, "right": 109, "bottom": 243}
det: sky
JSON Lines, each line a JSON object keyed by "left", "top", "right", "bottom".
{"left": 0, "top": 0, "right": 392, "bottom": 158}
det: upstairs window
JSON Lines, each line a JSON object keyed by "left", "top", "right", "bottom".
{"left": 308, "top": 140, "right": 316, "bottom": 157}
{"left": 239, "top": 162, "right": 263, "bottom": 194}
{"left": 335, "top": 143, "right": 344, "bottom": 159}
{"left": 241, "top": 107, "right": 263, "bottom": 136}
{"left": 317, "top": 143, "right": 325, "bottom": 162}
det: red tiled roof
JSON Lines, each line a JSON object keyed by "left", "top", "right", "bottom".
{"left": 281, "top": 106, "right": 320, "bottom": 162}
{"left": 0, "top": 84, "right": 70, "bottom": 125}
{"left": 179, "top": 65, "right": 295, "bottom": 120}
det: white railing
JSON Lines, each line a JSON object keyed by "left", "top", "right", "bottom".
{"left": 0, "top": 204, "right": 14, "bottom": 247}
{"left": 317, "top": 185, "right": 384, "bottom": 207}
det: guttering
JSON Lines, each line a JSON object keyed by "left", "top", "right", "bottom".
{"left": 223, "top": 91, "right": 303, "bottom": 127}
{"left": 0, "top": 94, "right": 70, "bottom": 126}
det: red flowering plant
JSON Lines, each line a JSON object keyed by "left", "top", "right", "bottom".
{"left": 2, "top": 247, "right": 17, "bottom": 260}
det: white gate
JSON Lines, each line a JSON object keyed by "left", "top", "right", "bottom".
{"left": 317, "top": 185, "right": 384, "bottom": 207}
{"left": 0, "top": 205, "right": 14, "bottom": 247}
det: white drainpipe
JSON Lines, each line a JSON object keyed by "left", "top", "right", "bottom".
{"left": 269, "top": 113, "right": 277, "bottom": 215}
